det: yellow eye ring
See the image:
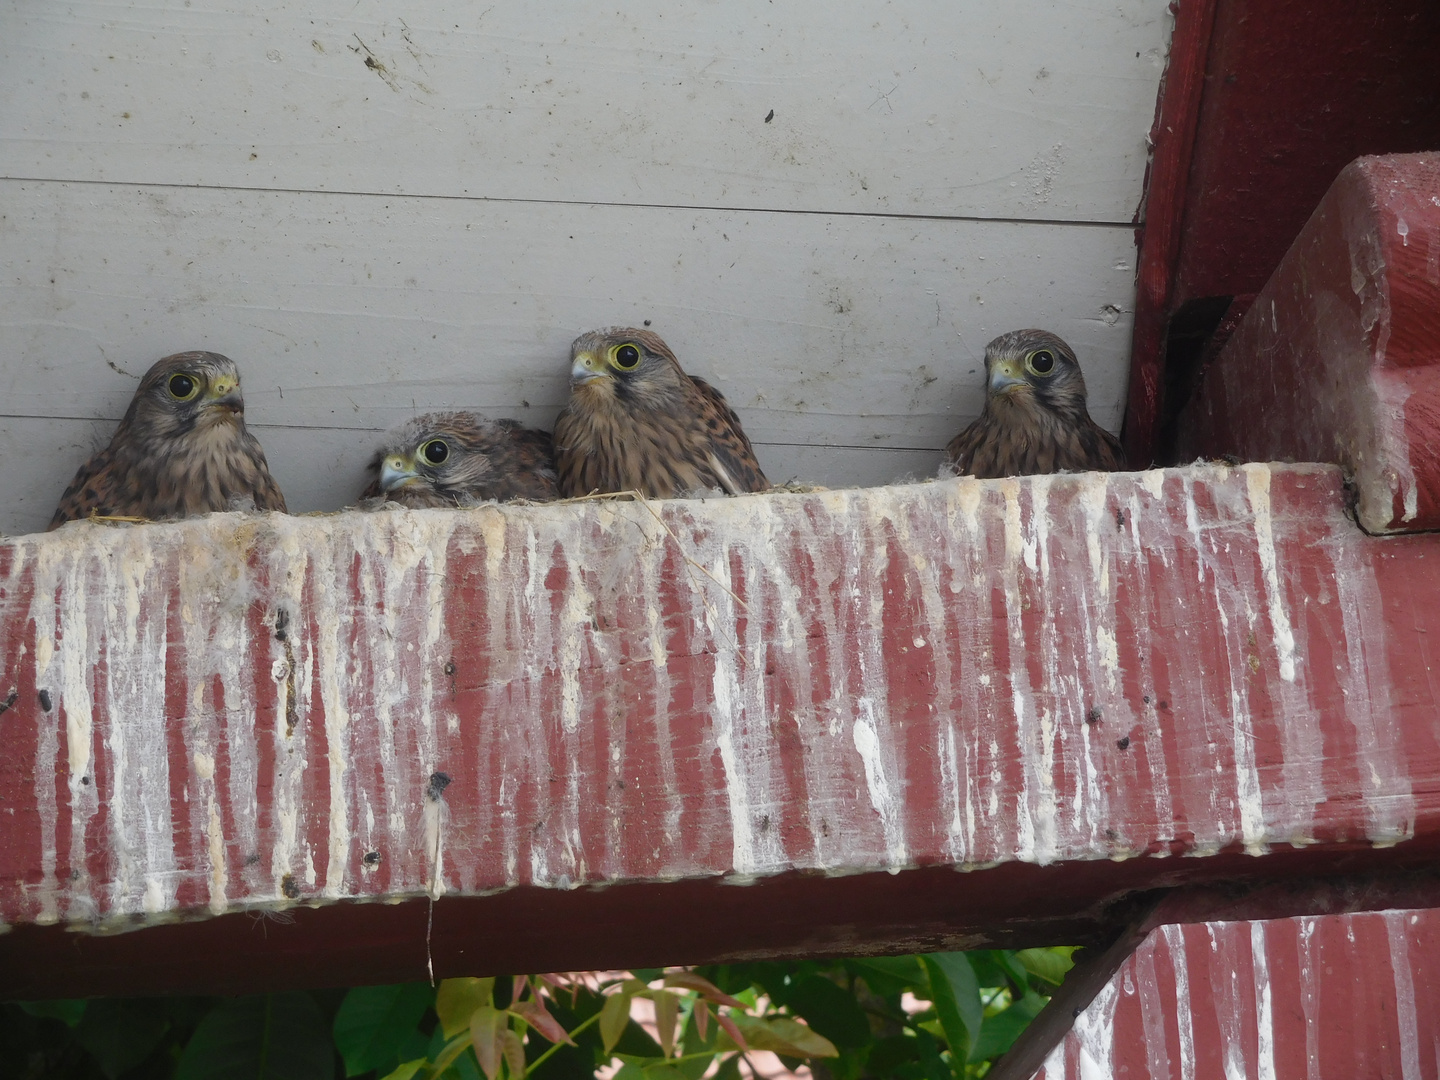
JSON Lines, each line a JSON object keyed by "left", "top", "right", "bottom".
{"left": 1025, "top": 349, "right": 1057, "bottom": 377}
{"left": 167, "top": 373, "right": 201, "bottom": 401}
{"left": 420, "top": 439, "right": 450, "bottom": 465}
{"left": 611, "top": 342, "right": 642, "bottom": 370}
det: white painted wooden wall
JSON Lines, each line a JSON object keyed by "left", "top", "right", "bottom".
{"left": 0, "top": 0, "right": 1172, "bottom": 536}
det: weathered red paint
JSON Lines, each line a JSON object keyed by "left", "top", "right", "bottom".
{"left": 1177, "top": 153, "right": 1440, "bottom": 533}
{"left": 1121, "top": 0, "right": 1218, "bottom": 469}
{"left": 1124, "top": 0, "right": 1440, "bottom": 465}
{"left": 1172, "top": 2, "right": 1440, "bottom": 307}
{"left": 1, "top": 465, "right": 1439, "bottom": 997}
{"left": 1039, "top": 907, "right": 1440, "bottom": 1080}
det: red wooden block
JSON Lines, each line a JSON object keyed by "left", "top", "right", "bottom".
{"left": 2, "top": 466, "right": 1440, "bottom": 995}
{"left": 1177, "top": 153, "right": 1440, "bottom": 533}
{"left": 1039, "top": 907, "right": 1440, "bottom": 1080}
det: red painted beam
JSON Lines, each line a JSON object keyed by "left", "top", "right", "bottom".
{"left": 1171, "top": 0, "right": 1440, "bottom": 308}
{"left": 1122, "top": 0, "right": 1219, "bottom": 468}
{"left": 3, "top": 466, "right": 1440, "bottom": 995}
{"left": 1176, "top": 153, "right": 1440, "bottom": 533}
{"left": 1123, "top": 0, "right": 1440, "bottom": 467}
{"left": 1038, "top": 907, "right": 1440, "bottom": 1080}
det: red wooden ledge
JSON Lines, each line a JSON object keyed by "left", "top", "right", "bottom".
{"left": 2, "top": 466, "right": 1440, "bottom": 996}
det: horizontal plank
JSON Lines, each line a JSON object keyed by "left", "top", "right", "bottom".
{"left": 0, "top": 180, "right": 1135, "bottom": 534}
{"left": 0, "top": 0, "right": 1172, "bottom": 220}
{"left": 2, "top": 463, "right": 1440, "bottom": 994}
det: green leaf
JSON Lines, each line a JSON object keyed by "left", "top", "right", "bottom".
{"left": 712, "top": 1055, "right": 743, "bottom": 1080}
{"left": 675, "top": 999, "right": 716, "bottom": 1080}
{"left": 1015, "top": 947, "right": 1077, "bottom": 987}
{"left": 726, "top": 1014, "right": 837, "bottom": 1059}
{"left": 913, "top": 1029, "right": 950, "bottom": 1080}
{"left": 785, "top": 975, "right": 870, "bottom": 1051}
{"left": 333, "top": 983, "right": 434, "bottom": 1077}
{"left": 920, "top": 954, "right": 983, "bottom": 1064}
{"left": 75, "top": 999, "right": 171, "bottom": 1079}
{"left": 864, "top": 1034, "right": 921, "bottom": 1076}
{"left": 845, "top": 956, "right": 925, "bottom": 998}
{"left": 613, "top": 1065, "right": 647, "bottom": 1080}
{"left": 969, "top": 990, "right": 1047, "bottom": 1062}
{"left": 438, "top": 979, "right": 496, "bottom": 1038}
{"left": 18, "top": 999, "right": 89, "bottom": 1027}
{"left": 501, "top": 1029, "right": 525, "bottom": 1079}
{"left": 176, "top": 993, "right": 334, "bottom": 1080}
{"left": 379, "top": 1063, "right": 426, "bottom": 1080}
{"left": 653, "top": 990, "right": 678, "bottom": 1058}
{"left": 600, "top": 990, "right": 633, "bottom": 1054}
{"left": 470, "top": 1006, "right": 505, "bottom": 1080}
{"left": 509, "top": 998, "right": 574, "bottom": 1047}
{"left": 663, "top": 973, "right": 743, "bottom": 1008}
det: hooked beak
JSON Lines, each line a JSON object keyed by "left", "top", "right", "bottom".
{"left": 987, "top": 357, "right": 1028, "bottom": 395}
{"left": 570, "top": 351, "right": 609, "bottom": 386}
{"left": 205, "top": 377, "right": 244, "bottom": 414}
{"left": 380, "top": 454, "right": 422, "bottom": 492}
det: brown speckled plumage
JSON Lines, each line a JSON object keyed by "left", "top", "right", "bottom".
{"left": 946, "top": 329, "right": 1126, "bottom": 479}
{"left": 360, "top": 411, "right": 558, "bottom": 507}
{"left": 49, "top": 351, "right": 286, "bottom": 530}
{"left": 553, "top": 327, "right": 768, "bottom": 499}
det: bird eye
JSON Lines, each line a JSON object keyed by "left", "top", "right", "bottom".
{"left": 612, "top": 343, "right": 642, "bottom": 370}
{"left": 1025, "top": 349, "right": 1057, "bottom": 376}
{"left": 167, "top": 373, "right": 200, "bottom": 400}
{"left": 420, "top": 439, "right": 450, "bottom": 465}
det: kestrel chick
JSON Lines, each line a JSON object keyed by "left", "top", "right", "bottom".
{"left": 49, "top": 351, "right": 286, "bottom": 529}
{"left": 553, "top": 327, "right": 769, "bottom": 498}
{"left": 360, "top": 412, "right": 558, "bottom": 507}
{"left": 945, "top": 330, "right": 1126, "bottom": 478}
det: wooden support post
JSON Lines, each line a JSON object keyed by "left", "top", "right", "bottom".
{"left": 1176, "top": 152, "right": 1440, "bottom": 533}
{"left": 1038, "top": 906, "right": 1440, "bottom": 1079}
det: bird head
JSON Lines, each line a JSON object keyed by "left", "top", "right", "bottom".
{"left": 568, "top": 327, "right": 688, "bottom": 407}
{"left": 371, "top": 412, "right": 501, "bottom": 499}
{"left": 981, "top": 329, "right": 1090, "bottom": 421}
{"left": 129, "top": 351, "right": 248, "bottom": 438}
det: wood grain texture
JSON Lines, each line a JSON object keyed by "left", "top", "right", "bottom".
{"left": 0, "top": 0, "right": 1172, "bottom": 220}
{"left": 0, "top": 180, "right": 1137, "bottom": 535}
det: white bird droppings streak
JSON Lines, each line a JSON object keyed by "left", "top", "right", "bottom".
{"left": 1072, "top": 975, "right": 1118, "bottom": 1080}
{"left": 1251, "top": 921, "right": 1277, "bottom": 1080}
{"left": 1244, "top": 464, "right": 1297, "bottom": 681}
{"left": 1384, "top": 910, "right": 1423, "bottom": 1080}
{"left": 852, "top": 700, "right": 907, "bottom": 868}
{"left": 1162, "top": 923, "right": 1197, "bottom": 1080}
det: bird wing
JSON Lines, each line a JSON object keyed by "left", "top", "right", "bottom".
{"left": 48, "top": 445, "right": 122, "bottom": 529}
{"left": 689, "top": 376, "right": 769, "bottom": 494}
{"left": 239, "top": 432, "right": 289, "bottom": 512}
{"left": 944, "top": 418, "right": 995, "bottom": 477}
